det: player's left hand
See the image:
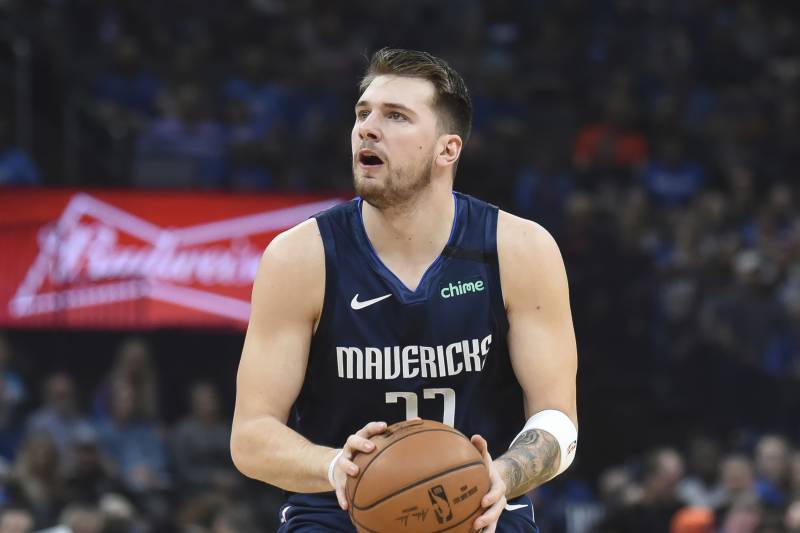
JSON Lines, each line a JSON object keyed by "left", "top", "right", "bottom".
{"left": 470, "top": 434, "right": 507, "bottom": 533}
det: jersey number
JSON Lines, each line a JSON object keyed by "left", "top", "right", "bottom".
{"left": 385, "top": 388, "right": 456, "bottom": 427}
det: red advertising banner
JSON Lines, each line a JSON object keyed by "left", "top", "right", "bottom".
{"left": 0, "top": 189, "right": 343, "bottom": 330}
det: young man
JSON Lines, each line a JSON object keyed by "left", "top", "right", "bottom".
{"left": 231, "top": 48, "right": 578, "bottom": 532}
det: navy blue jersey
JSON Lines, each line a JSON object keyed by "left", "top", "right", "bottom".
{"left": 289, "top": 192, "right": 525, "bottom": 459}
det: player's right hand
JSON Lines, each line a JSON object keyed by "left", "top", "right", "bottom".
{"left": 330, "top": 421, "right": 388, "bottom": 510}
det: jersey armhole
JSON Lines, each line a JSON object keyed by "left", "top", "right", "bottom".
{"left": 311, "top": 215, "right": 335, "bottom": 340}
{"left": 487, "top": 207, "right": 509, "bottom": 332}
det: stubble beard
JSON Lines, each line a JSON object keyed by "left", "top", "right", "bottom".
{"left": 353, "top": 155, "right": 434, "bottom": 210}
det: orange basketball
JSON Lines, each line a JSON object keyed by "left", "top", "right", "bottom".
{"left": 346, "top": 419, "right": 490, "bottom": 533}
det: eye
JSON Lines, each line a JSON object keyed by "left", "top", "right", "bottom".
{"left": 356, "top": 110, "right": 370, "bottom": 120}
{"left": 387, "top": 111, "right": 406, "bottom": 121}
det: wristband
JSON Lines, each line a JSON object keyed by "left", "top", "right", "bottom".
{"left": 327, "top": 449, "right": 344, "bottom": 489}
{"left": 510, "top": 409, "right": 577, "bottom": 479}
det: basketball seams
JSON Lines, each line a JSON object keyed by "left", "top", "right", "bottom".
{"left": 352, "top": 460, "right": 485, "bottom": 511}
{"left": 349, "top": 427, "right": 469, "bottom": 505}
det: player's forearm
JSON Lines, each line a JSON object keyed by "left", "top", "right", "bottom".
{"left": 494, "top": 429, "right": 560, "bottom": 499}
{"left": 230, "top": 415, "right": 337, "bottom": 493}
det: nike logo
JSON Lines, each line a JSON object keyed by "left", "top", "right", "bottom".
{"left": 350, "top": 293, "right": 392, "bottom": 310}
{"left": 505, "top": 504, "right": 529, "bottom": 511}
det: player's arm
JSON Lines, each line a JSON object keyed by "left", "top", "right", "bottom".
{"left": 230, "top": 219, "right": 336, "bottom": 493}
{"left": 495, "top": 211, "right": 578, "bottom": 499}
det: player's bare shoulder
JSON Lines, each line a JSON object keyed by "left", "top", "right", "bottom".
{"left": 496, "top": 210, "right": 568, "bottom": 311}
{"left": 252, "top": 218, "right": 325, "bottom": 325}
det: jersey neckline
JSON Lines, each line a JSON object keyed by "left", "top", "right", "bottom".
{"left": 354, "top": 192, "right": 461, "bottom": 304}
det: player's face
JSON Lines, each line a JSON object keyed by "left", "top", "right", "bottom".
{"left": 352, "top": 75, "right": 440, "bottom": 209}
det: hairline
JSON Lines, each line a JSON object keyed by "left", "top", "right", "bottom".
{"left": 359, "top": 73, "right": 457, "bottom": 138}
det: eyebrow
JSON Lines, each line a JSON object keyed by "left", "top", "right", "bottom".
{"left": 355, "top": 100, "right": 417, "bottom": 115}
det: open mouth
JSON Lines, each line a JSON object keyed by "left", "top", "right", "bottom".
{"left": 358, "top": 150, "right": 385, "bottom": 168}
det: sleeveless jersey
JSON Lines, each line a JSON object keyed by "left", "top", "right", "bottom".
{"left": 288, "top": 191, "right": 525, "bottom": 461}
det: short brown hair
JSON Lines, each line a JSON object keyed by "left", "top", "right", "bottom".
{"left": 360, "top": 48, "right": 472, "bottom": 144}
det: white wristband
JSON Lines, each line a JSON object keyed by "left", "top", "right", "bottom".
{"left": 327, "top": 449, "right": 344, "bottom": 489}
{"left": 510, "top": 409, "right": 577, "bottom": 479}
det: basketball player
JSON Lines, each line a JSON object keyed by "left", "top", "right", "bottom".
{"left": 231, "top": 49, "right": 578, "bottom": 532}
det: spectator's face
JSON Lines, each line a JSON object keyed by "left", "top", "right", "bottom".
{"left": 730, "top": 166, "right": 754, "bottom": 199}
{"left": 46, "top": 373, "right": 76, "bottom": 415}
{"left": 0, "top": 511, "right": 33, "bottom": 533}
{"left": 192, "top": 383, "right": 219, "bottom": 419}
{"left": 768, "top": 183, "right": 793, "bottom": 214}
{"left": 352, "top": 75, "right": 451, "bottom": 209}
{"left": 721, "top": 456, "right": 755, "bottom": 494}
{"left": 117, "top": 339, "right": 151, "bottom": 377}
{"left": 27, "top": 433, "right": 59, "bottom": 473}
{"left": 755, "top": 436, "right": 789, "bottom": 484}
{"left": 110, "top": 382, "right": 136, "bottom": 422}
{"left": 646, "top": 450, "right": 684, "bottom": 501}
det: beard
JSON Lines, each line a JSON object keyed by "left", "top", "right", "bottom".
{"left": 352, "top": 154, "right": 434, "bottom": 210}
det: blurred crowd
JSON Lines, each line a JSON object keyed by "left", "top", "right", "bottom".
{"left": 535, "top": 432, "right": 800, "bottom": 533}
{"left": 1, "top": 334, "right": 280, "bottom": 533}
{"left": 1, "top": 0, "right": 800, "bottom": 531}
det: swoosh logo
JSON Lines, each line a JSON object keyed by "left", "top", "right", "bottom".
{"left": 505, "top": 504, "right": 529, "bottom": 511}
{"left": 350, "top": 293, "right": 392, "bottom": 310}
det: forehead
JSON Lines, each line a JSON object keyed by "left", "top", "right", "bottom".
{"left": 358, "top": 75, "right": 436, "bottom": 111}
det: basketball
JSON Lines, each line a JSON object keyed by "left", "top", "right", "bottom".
{"left": 345, "top": 419, "right": 490, "bottom": 533}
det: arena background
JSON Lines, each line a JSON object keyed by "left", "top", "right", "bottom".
{"left": 1, "top": 1, "right": 799, "bottom": 532}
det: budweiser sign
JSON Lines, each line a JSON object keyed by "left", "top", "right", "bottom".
{"left": 0, "top": 189, "right": 342, "bottom": 329}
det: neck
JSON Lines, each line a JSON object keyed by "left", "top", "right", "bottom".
{"left": 361, "top": 182, "right": 455, "bottom": 263}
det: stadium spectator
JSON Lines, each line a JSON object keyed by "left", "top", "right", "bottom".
{"left": 573, "top": 90, "right": 648, "bottom": 186}
{"left": 171, "top": 382, "right": 239, "bottom": 495}
{"left": 94, "top": 380, "right": 169, "bottom": 494}
{"left": 754, "top": 435, "right": 791, "bottom": 508}
{"left": 93, "top": 337, "right": 159, "bottom": 422}
{"left": 92, "top": 37, "right": 161, "bottom": 117}
{"left": 700, "top": 250, "right": 786, "bottom": 371}
{"left": 639, "top": 136, "right": 706, "bottom": 207}
{"left": 132, "top": 83, "right": 226, "bottom": 188}
{"left": 677, "top": 435, "right": 724, "bottom": 508}
{"left": 61, "top": 427, "right": 121, "bottom": 506}
{"left": 4, "top": 432, "right": 65, "bottom": 528}
{"left": 597, "top": 448, "right": 685, "bottom": 533}
{"left": 25, "top": 374, "right": 93, "bottom": 469}
{"left": 717, "top": 454, "right": 758, "bottom": 509}
{"left": 223, "top": 99, "right": 276, "bottom": 190}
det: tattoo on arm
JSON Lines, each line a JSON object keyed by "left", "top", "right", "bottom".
{"left": 496, "top": 429, "right": 560, "bottom": 499}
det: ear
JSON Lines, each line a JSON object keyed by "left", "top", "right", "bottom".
{"left": 435, "top": 134, "right": 463, "bottom": 169}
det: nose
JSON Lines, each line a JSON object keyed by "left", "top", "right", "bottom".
{"left": 357, "top": 113, "right": 381, "bottom": 142}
